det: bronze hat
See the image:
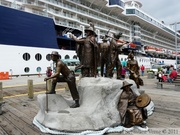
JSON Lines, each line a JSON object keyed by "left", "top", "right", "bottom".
{"left": 84, "top": 22, "right": 97, "bottom": 36}
{"left": 85, "top": 26, "right": 94, "bottom": 32}
{"left": 51, "top": 51, "right": 60, "bottom": 56}
{"left": 127, "top": 52, "right": 134, "bottom": 59}
{"left": 113, "top": 32, "right": 122, "bottom": 39}
{"left": 102, "top": 36, "right": 108, "bottom": 41}
{"left": 120, "top": 81, "right": 133, "bottom": 89}
{"left": 136, "top": 93, "right": 151, "bottom": 108}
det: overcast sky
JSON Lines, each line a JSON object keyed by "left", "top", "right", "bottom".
{"left": 138, "top": 0, "right": 180, "bottom": 29}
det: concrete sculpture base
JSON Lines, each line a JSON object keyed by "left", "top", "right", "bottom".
{"left": 34, "top": 77, "right": 154, "bottom": 133}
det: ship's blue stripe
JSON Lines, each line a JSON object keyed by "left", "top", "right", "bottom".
{"left": 0, "top": 5, "right": 58, "bottom": 49}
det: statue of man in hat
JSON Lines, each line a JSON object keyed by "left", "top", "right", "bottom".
{"left": 118, "top": 81, "right": 149, "bottom": 128}
{"left": 44, "top": 51, "right": 80, "bottom": 108}
{"left": 126, "top": 52, "right": 143, "bottom": 89}
{"left": 99, "top": 36, "right": 110, "bottom": 77}
{"left": 70, "top": 23, "right": 99, "bottom": 77}
{"left": 106, "top": 32, "right": 126, "bottom": 79}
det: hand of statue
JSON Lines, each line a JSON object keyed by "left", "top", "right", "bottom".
{"left": 130, "top": 70, "right": 134, "bottom": 74}
{"left": 68, "top": 32, "right": 74, "bottom": 39}
{"left": 44, "top": 78, "right": 48, "bottom": 81}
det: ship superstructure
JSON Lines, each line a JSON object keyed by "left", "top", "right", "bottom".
{"left": 0, "top": 0, "right": 179, "bottom": 75}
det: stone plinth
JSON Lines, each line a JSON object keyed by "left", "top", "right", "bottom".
{"left": 34, "top": 77, "right": 146, "bottom": 132}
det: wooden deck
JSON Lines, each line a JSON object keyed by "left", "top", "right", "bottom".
{"left": 0, "top": 83, "right": 69, "bottom": 135}
{"left": 0, "top": 77, "right": 180, "bottom": 135}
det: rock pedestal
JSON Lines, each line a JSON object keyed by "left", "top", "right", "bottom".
{"left": 34, "top": 78, "right": 142, "bottom": 132}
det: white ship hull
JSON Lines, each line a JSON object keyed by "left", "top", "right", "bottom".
{"left": 0, "top": 44, "right": 76, "bottom": 76}
{"left": 0, "top": 0, "right": 178, "bottom": 77}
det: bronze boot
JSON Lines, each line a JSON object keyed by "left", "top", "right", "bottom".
{"left": 70, "top": 99, "right": 80, "bottom": 108}
{"left": 46, "top": 90, "right": 56, "bottom": 94}
{"left": 46, "top": 82, "right": 56, "bottom": 94}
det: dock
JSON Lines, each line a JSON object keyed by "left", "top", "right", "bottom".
{"left": 0, "top": 75, "right": 180, "bottom": 135}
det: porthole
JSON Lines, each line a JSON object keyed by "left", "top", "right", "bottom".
{"left": 46, "top": 54, "right": 51, "bottom": 61}
{"left": 59, "top": 55, "right": 61, "bottom": 59}
{"left": 23, "top": 53, "right": 30, "bottom": 61}
{"left": 24, "top": 67, "right": 30, "bottom": 73}
{"left": 73, "top": 55, "right": 77, "bottom": 59}
{"left": 35, "top": 53, "right": 42, "bottom": 61}
{"left": 36, "top": 67, "right": 41, "bottom": 72}
{"left": 65, "top": 55, "right": 70, "bottom": 59}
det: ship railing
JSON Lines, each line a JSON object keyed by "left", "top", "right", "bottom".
{"left": 0, "top": 1, "right": 11, "bottom": 7}
{"left": 45, "top": 0, "right": 129, "bottom": 30}
{"left": 47, "top": 0, "right": 130, "bottom": 32}
{"left": 31, "top": 9, "right": 46, "bottom": 17}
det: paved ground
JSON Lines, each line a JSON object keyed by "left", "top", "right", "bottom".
{"left": 1, "top": 75, "right": 45, "bottom": 88}
{"left": 1, "top": 75, "right": 180, "bottom": 135}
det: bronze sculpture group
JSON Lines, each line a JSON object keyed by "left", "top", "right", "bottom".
{"left": 44, "top": 23, "right": 150, "bottom": 128}
{"left": 70, "top": 23, "right": 143, "bottom": 89}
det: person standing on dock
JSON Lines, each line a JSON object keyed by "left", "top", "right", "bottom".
{"left": 140, "top": 65, "right": 145, "bottom": 76}
{"left": 44, "top": 51, "right": 80, "bottom": 108}
{"left": 46, "top": 67, "right": 52, "bottom": 77}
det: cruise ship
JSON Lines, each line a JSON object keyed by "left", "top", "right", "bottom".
{"left": 0, "top": 0, "right": 180, "bottom": 77}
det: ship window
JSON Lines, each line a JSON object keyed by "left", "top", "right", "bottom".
{"left": 46, "top": 54, "right": 51, "bottom": 61}
{"left": 35, "top": 53, "right": 42, "bottom": 61}
{"left": 73, "top": 55, "right": 77, "bottom": 59}
{"left": 65, "top": 55, "right": 70, "bottom": 59}
{"left": 36, "top": 67, "right": 41, "bottom": 72}
{"left": 23, "top": 53, "right": 30, "bottom": 61}
{"left": 59, "top": 55, "right": 62, "bottom": 59}
{"left": 24, "top": 67, "right": 30, "bottom": 73}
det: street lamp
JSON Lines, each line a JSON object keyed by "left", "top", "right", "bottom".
{"left": 170, "top": 22, "right": 180, "bottom": 69}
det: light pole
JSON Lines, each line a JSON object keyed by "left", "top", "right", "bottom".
{"left": 170, "top": 22, "right": 180, "bottom": 69}
{"left": 175, "top": 22, "right": 178, "bottom": 69}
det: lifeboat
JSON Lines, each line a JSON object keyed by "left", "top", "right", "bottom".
{"left": 116, "top": 40, "right": 123, "bottom": 44}
{"left": 167, "top": 50, "right": 172, "bottom": 57}
{"left": 162, "top": 49, "right": 168, "bottom": 56}
{"left": 116, "top": 40, "right": 128, "bottom": 49}
{"left": 145, "top": 46, "right": 156, "bottom": 55}
{"left": 172, "top": 51, "right": 176, "bottom": 55}
{"left": 177, "top": 53, "right": 180, "bottom": 58}
{"left": 129, "top": 43, "right": 136, "bottom": 49}
{"left": 155, "top": 48, "right": 164, "bottom": 54}
{"left": 116, "top": 39, "right": 128, "bottom": 44}
{"left": 172, "top": 51, "right": 176, "bottom": 58}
